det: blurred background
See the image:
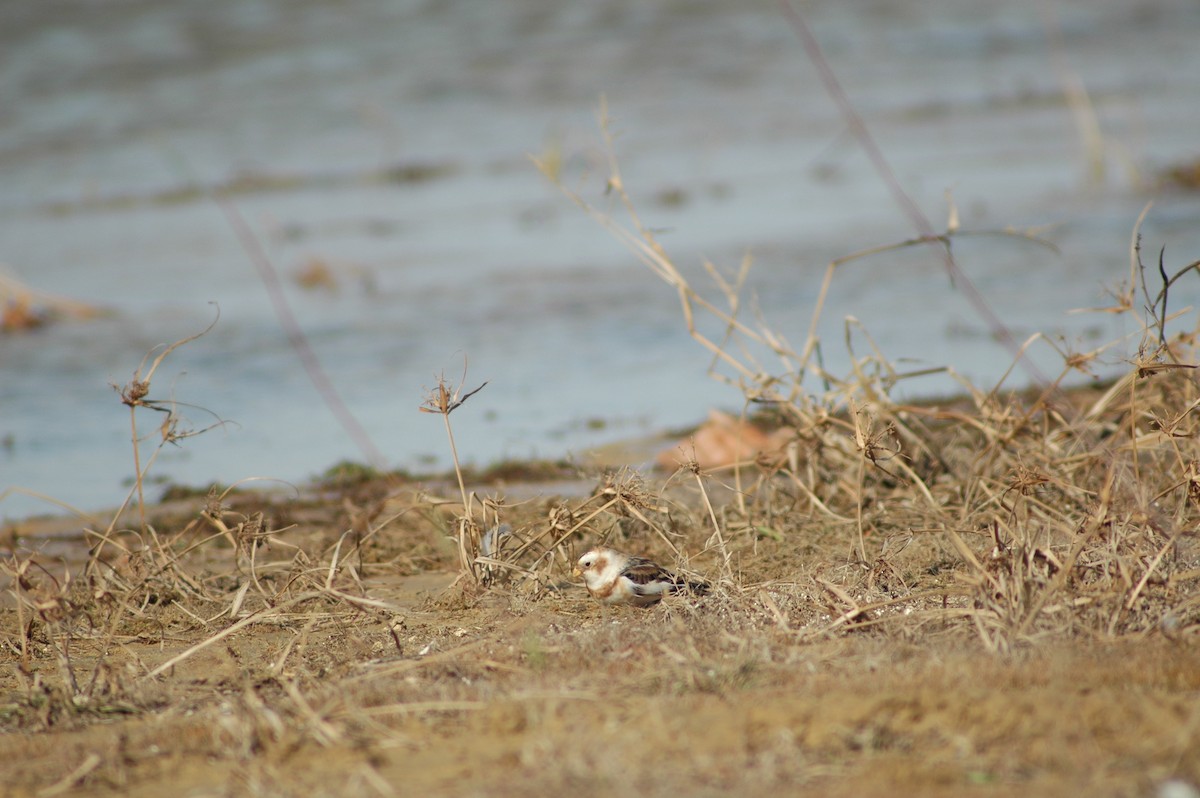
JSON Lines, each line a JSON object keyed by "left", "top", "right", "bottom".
{"left": 3, "top": 0, "right": 1200, "bottom": 518}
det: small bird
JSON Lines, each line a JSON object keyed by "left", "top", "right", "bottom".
{"left": 573, "top": 547, "right": 708, "bottom": 607}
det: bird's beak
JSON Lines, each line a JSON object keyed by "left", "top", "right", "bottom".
{"left": 571, "top": 566, "right": 582, "bottom": 578}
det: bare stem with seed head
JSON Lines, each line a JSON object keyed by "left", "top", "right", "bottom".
{"left": 420, "top": 367, "right": 488, "bottom": 576}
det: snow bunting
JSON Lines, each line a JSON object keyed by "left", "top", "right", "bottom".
{"left": 573, "top": 547, "right": 707, "bottom": 607}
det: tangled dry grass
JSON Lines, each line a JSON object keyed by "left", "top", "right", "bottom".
{"left": 3, "top": 129, "right": 1200, "bottom": 797}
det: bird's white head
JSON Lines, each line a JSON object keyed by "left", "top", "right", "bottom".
{"left": 573, "top": 548, "right": 611, "bottom": 585}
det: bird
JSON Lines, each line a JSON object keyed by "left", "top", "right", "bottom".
{"left": 573, "top": 547, "right": 708, "bottom": 607}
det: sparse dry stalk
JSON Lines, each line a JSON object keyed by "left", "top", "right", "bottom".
{"left": 99, "top": 310, "right": 224, "bottom": 576}
{"left": 505, "top": 491, "right": 621, "bottom": 564}
{"left": 420, "top": 368, "right": 488, "bottom": 578}
{"left": 441, "top": 398, "right": 468, "bottom": 510}
{"left": 688, "top": 463, "right": 732, "bottom": 580}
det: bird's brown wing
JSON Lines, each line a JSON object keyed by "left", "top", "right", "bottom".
{"left": 622, "top": 556, "right": 709, "bottom": 600}
{"left": 620, "top": 556, "right": 678, "bottom": 587}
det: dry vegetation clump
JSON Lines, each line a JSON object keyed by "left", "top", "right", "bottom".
{"left": 4, "top": 131, "right": 1200, "bottom": 797}
{"left": 524, "top": 119, "right": 1200, "bottom": 658}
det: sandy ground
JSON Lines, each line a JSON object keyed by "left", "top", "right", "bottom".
{"left": 2, "top": 460, "right": 1198, "bottom": 798}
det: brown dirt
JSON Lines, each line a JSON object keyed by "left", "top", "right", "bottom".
{"left": 2, "top": 463, "right": 1198, "bottom": 798}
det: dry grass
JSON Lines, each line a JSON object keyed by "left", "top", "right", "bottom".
{"left": 4, "top": 119, "right": 1200, "bottom": 797}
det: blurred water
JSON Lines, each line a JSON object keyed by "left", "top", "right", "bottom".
{"left": 3, "top": 0, "right": 1200, "bottom": 518}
